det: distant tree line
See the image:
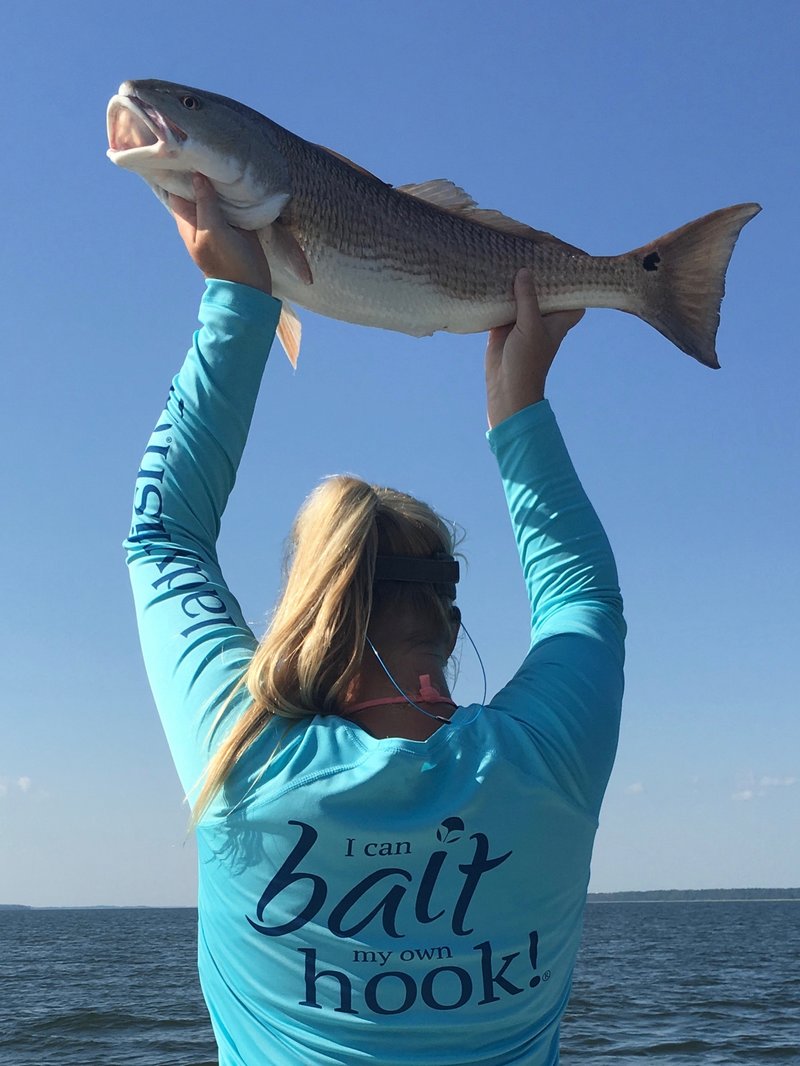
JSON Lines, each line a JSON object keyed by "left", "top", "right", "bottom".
{"left": 588, "top": 888, "right": 800, "bottom": 902}
{"left": 3, "top": 888, "right": 799, "bottom": 909}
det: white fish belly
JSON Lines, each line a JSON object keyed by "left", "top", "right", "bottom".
{"left": 268, "top": 246, "right": 516, "bottom": 337}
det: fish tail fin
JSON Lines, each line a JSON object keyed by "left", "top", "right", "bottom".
{"left": 276, "top": 302, "right": 302, "bottom": 367}
{"left": 627, "top": 202, "right": 761, "bottom": 368}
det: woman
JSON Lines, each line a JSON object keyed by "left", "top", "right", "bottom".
{"left": 127, "top": 174, "right": 625, "bottom": 1064}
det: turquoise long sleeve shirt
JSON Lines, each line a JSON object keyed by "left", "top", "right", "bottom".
{"left": 126, "top": 280, "right": 626, "bottom": 1065}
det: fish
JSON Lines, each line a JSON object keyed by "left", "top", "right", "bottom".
{"left": 106, "top": 79, "right": 760, "bottom": 368}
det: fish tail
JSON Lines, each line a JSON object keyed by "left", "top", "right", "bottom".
{"left": 627, "top": 202, "right": 761, "bottom": 368}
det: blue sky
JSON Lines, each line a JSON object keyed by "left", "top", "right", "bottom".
{"left": 2, "top": 1, "right": 797, "bottom": 906}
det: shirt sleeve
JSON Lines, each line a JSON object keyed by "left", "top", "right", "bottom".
{"left": 486, "top": 401, "right": 626, "bottom": 815}
{"left": 124, "top": 280, "right": 282, "bottom": 798}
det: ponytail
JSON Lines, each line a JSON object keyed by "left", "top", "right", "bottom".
{"left": 191, "top": 476, "right": 456, "bottom": 823}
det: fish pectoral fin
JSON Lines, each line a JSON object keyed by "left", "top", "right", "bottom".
{"left": 276, "top": 301, "right": 302, "bottom": 367}
{"left": 397, "top": 179, "right": 586, "bottom": 255}
{"left": 267, "top": 221, "right": 313, "bottom": 286}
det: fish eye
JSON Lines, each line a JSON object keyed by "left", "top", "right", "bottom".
{"left": 181, "top": 95, "right": 201, "bottom": 110}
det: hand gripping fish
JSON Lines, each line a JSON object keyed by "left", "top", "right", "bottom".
{"left": 106, "top": 79, "right": 760, "bottom": 368}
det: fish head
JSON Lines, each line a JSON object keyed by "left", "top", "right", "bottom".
{"left": 106, "top": 80, "right": 291, "bottom": 228}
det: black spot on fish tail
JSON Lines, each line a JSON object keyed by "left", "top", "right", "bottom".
{"left": 642, "top": 251, "right": 661, "bottom": 272}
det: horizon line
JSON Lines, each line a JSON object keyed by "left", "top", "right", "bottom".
{"left": 3, "top": 887, "right": 799, "bottom": 910}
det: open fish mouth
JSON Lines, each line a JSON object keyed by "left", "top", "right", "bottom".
{"left": 106, "top": 94, "right": 187, "bottom": 158}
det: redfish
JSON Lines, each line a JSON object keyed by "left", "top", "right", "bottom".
{"left": 107, "top": 79, "right": 760, "bottom": 368}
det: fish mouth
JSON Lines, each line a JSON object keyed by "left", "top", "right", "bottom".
{"left": 106, "top": 93, "right": 187, "bottom": 160}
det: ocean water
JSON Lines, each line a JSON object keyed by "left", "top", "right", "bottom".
{"left": 562, "top": 901, "right": 799, "bottom": 1063}
{"left": 0, "top": 901, "right": 797, "bottom": 1064}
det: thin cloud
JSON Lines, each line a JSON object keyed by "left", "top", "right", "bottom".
{"left": 732, "top": 772, "right": 797, "bottom": 801}
{"left": 0, "top": 776, "right": 38, "bottom": 798}
{"left": 624, "top": 782, "right": 645, "bottom": 795}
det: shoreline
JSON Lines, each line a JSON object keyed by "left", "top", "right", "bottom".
{"left": 3, "top": 889, "right": 799, "bottom": 910}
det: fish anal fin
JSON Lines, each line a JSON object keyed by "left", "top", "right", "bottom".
{"left": 276, "top": 301, "right": 302, "bottom": 367}
{"left": 397, "top": 179, "right": 586, "bottom": 255}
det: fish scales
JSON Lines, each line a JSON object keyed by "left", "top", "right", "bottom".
{"left": 106, "top": 80, "right": 760, "bottom": 367}
{"left": 283, "top": 140, "right": 573, "bottom": 297}
{"left": 275, "top": 135, "right": 594, "bottom": 329}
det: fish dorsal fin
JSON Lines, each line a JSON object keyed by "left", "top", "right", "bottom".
{"left": 315, "top": 143, "right": 386, "bottom": 183}
{"left": 397, "top": 179, "right": 586, "bottom": 254}
{"left": 276, "top": 301, "right": 302, "bottom": 367}
{"left": 396, "top": 179, "right": 479, "bottom": 212}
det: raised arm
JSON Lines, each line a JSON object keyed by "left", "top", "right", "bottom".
{"left": 484, "top": 268, "right": 583, "bottom": 427}
{"left": 485, "top": 273, "right": 625, "bottom": 815}
{"left": 169, "top": 174, "right": 273, "bottom": 294}
{"left": 125, "top": 176, "right": 280, "bottom": 797}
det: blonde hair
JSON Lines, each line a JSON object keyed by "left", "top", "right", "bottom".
{"left": 191, "top": 476, "right": 456, "bottom": 823}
